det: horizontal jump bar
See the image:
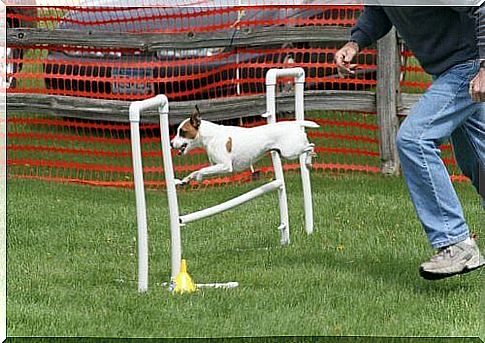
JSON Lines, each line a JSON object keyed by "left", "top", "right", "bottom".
{"left": 179, "top": 179, "right": 283, "bottom": 225}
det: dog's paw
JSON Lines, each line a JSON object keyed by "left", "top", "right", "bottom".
{"left": 305, "top": 152, "right": 317, "bottom": 169}
{"left": 175, "top": 178, "right": 192, "bottom": 187}
{"left": 194, "top": 172, "right": 203, "bottom": 182}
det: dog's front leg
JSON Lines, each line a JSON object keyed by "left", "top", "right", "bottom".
{"left": 181, "top": 163, "right": 233, "bottom": 184}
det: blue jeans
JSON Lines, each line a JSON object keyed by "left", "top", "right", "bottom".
{"left": 396, "top": 60, "right": 485, "bottom": 249}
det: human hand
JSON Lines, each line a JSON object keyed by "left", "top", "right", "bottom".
{"left": 469, "top": 67, "right": 485, "bottom": 102}
{"left": 334, "top": 41, "right": 360, "bottom": 78}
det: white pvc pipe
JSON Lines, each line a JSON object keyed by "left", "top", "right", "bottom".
{"left": 196, "top": 282, "right": 239, "bottom": 289}
{"left": 265, "top": 67, "right": 305, "bottom": 86}
{"left": 299, "top": 153, "right": 313, "bottom": 234}
{"left": 180, "top": 180, "right": 283, "bottom": 224}
{"left": 158, "top": 101, "right": 183, "bottom": 280}
{"left": 129, "top": 94, "right": 169, "bottom": 116}
{"left": 265, "top": 83, "right": 290, "bottom": 245}
{"left": 129, "top": 120, "right": 148, "bottom": 293}
{"left": 295, "top": 80, "right": 314, "bottom": 234}
{"left": 129, "top": 94, "right": 169, "bottom": 293}
{"left": 130, "top": 70, "right": 312, "bottom": 291}
{"left": 265, "top": 67, "right": 313, "bottom": 240}
{"left": 161, "top": 281, "right": 239, "bottom": 289}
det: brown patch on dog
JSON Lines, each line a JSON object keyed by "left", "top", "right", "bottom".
{"left": 226, "top": 137, "right": 232, "bottom": 153}
{"left": 180, "top": 120, "right": 198, "bottom": 139}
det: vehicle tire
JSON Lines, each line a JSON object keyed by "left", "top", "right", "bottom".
{"left": 6, "top": 7, "right": 36, "bottom": 89}
{"left": 6, "top": 21, "right": 23, "bottom": 89}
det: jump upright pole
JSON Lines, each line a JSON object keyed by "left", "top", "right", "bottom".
{"left": 129, "top": 68, "right": 314, "bottom": 293}
{"left": 265, "top": 67, "right": 314, "bottom": 235}
{"left": 265, "top": 71, "right": 290, "bottom": 245}
{"left": 129, "top": 94, "right": 173, "bottom": 293}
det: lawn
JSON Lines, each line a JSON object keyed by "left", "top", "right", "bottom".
{"left": 6, "top": 173, "right": 484, "bottom": 338}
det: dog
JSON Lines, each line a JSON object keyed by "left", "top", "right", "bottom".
{"left": 170, "top": 106, "right": 319, "bottom": 185}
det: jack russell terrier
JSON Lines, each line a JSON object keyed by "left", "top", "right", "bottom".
{"left": 171, "top": 106, "right": 319, "bottom": 185}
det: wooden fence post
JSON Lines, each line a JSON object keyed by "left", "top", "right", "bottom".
{"left": 376, "top": 28, "right": 401, "bottom": 175}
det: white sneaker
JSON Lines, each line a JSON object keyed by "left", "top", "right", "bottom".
{"left": 419, "top": 239, "right": 485, "bottom": 280}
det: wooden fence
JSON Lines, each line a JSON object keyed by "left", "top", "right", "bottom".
{"left": 7, "top": 25, "right": 419, "bottom": 176}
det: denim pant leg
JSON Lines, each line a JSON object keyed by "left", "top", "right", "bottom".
{"left": 396, "top": 60, "right": 481, "bottom": 249}
{"left": 450, "top": 102, "right": 485, "bottom": 206}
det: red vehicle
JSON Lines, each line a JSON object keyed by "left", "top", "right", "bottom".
{"left": 41, "top": 2, "right": 374, "bottom": 101}
{"left": 6, "top": 5, "right": 36, "bottom": 88}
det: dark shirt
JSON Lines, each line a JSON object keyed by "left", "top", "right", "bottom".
{"left": 480, "top": 6, "right": 485, "bottom": 61}
{"left": 350, "top": 6, "right": 482, "bottom": 75}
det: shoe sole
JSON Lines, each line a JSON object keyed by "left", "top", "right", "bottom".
{"left": 419, "top": 262, "right": 485, "bottom": 280}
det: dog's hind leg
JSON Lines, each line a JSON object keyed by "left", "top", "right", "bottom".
{"left": 303, "top": 143, "right": 316, "bottom": 169}
{"left": 303, "top": 143, "right": 315, "bottom": 153}
{"left": 269, "top": 148, "right": 282, "bottom": 156}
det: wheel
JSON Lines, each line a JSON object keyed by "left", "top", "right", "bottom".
{"left": 6, "top": 7, "right": 36, "bottom": 89}
{"left": 6, "top": 44, "right": 22, "bottom": 89}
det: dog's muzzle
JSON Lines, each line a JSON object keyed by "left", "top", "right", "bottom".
{"left": 177, "top": 143, "right": 188, "bottom": 155}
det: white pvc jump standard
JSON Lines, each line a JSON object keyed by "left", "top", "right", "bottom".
{"left": 265, "top": 67, "right": 314, "bottom": 236}
{"left": 129, "top": 94, "right": 173, "bottom": 293}
{"left": 129, "top": 68, "right": 314, "bottom": 293}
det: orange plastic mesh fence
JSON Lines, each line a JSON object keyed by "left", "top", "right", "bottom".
{"left": 400, "top": 50, "right": 433, "bottom": 93}
{"left": 6, "top": 5, "right": 465, "bottom": 187}
{"left": 7, "top": 111, "right": 384, "bottom": 188}
{"left": 10, "top": 45, "right": 377, "bottom": 101}
{"left": 8, "top": 5, "right": 361, "bottom": 31}
{"left": 7, "top": 6, "right": 375, "bottom": 101}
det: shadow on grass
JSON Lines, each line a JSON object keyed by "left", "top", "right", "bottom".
{"left": 268, "top": 242, "right": 481, "bottom": 296}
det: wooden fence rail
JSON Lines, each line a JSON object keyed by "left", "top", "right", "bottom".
{"left": 7, "top": 91, "right": 419, "bottom": 124}
{"left": 8, "top": 26, "right": 350, "bottom": 50}
{"left": 7, "top": 91, "right": 377, "bottom": 124}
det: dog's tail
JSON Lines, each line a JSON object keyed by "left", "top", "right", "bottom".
{"left": 296, "top": 120, "right": 320, "bottom": 129}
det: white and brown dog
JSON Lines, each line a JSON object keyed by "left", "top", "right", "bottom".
{"left": 171, "top": 106, "right": 319, "bottom": 185}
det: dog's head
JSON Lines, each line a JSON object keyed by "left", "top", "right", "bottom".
{"left": 170, "top": 106, "right": 202, "bottom": 155}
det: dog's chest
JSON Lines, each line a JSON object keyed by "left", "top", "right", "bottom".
{"left": 204, "top": 136, "right": 232, "bottom": 163}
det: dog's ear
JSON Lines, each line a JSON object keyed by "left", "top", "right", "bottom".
{"left": 190, "top": 105, "right": 201, "bottom": 129}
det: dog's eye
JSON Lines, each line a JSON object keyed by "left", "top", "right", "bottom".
{"left": 179, "top": 130, "right": 187, "bottom": 138}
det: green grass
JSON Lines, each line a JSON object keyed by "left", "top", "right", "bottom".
{"left": 6, "top": 173, "right": 484, "bottom": 338}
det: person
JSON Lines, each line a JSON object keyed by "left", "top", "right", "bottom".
{"left": 335, "top": 5, "right": 485, "bottom": 280}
